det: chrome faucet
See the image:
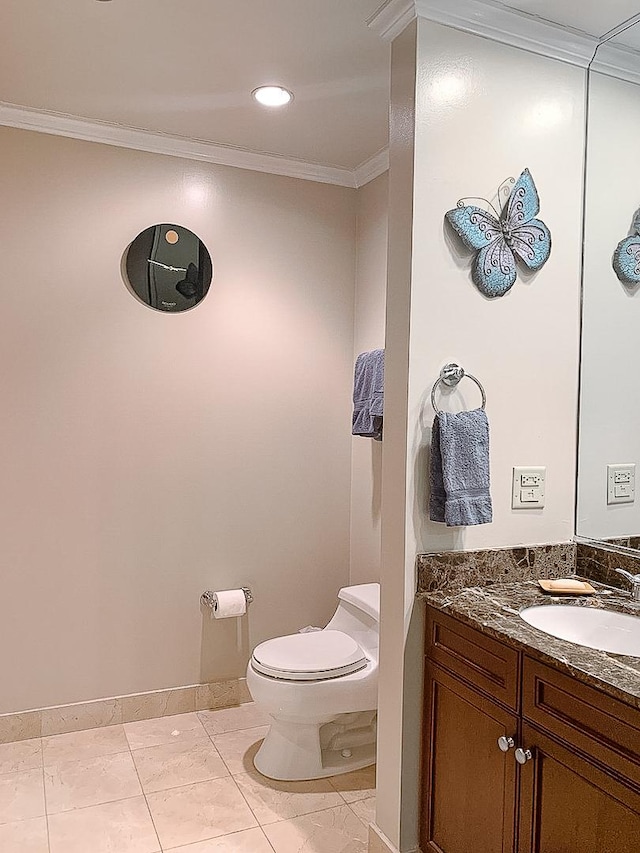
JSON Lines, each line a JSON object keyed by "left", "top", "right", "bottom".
{"left": 615, "top": 568, "right": 640, "bottom": 601}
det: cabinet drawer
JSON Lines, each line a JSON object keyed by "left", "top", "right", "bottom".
{"left": 522, "top": 656, "right": 640, "bottom": 788}
{"left": 426, "top": 607, "right": 520, "bottom": 711}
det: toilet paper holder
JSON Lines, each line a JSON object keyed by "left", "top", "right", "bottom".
{"left": 200, "top": 588, "right": 253, "bottom": 612}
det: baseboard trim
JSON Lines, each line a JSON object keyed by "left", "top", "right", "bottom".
{"left": 0, "top": 678, "right": 252, "bottom": 743}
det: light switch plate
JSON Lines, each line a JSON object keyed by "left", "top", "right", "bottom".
{"left": 512, "top": 467, "right": 546, "bottom": 509}
{"left": 607, "top": 464, "right": 635, "bottom": 505}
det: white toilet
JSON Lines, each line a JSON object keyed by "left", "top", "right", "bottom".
{"left": 246, "top": 582, "right": 379, "bottom": 781}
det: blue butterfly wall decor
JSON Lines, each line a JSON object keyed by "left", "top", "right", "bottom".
{"left": 613, "top": 209, "right": 640, "bottom": 286}
{"left": 445, "top": 168, "right": 552, "bottom": 298}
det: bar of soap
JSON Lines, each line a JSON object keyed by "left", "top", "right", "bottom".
{"left": 548, "top": 578, "right": 587, "bottom": 590}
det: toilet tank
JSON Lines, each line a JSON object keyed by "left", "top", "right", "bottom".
{"left": 324, "top": 583, "right": 380, "bottom": 659}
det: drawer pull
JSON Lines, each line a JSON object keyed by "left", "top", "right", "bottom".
{"left": 498, "top": 736, "right": 515, "bottom": 752}
{"left": 515, "top": 747, "right": 533, "bottom": 765}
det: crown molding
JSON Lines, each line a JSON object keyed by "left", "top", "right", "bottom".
{"left": 590, "top": 40, "right": 640, "bottom": 87}
{"left": 354, "top": 148, "right": 389, "bottom": 188}
{"left": 368, "top": 0, "right": 598, "bottom": 68}
{"left": 367, "top": 0, "right": 416, "bottom": 42}
{"left": 0, "top": 101, "right": 358, "bottom": 188}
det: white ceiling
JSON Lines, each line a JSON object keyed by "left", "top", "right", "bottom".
{"left": 0, "top": 0, "right": 388, "bottom": 171}
{"left": 500, "top": 1, "right": 640, "bottom": 37}
{"left": 607, "top": 18, "right": 640, "bottom": 49}
{"left": 2, "top": 1, "right": 640, "bottom": 179}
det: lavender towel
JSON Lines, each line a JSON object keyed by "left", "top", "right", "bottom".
{"left": 352, "top": 349, "right": 384, "bottom": 441}
{"left": 430, "top": 408, "right": 493, "bottom": 526}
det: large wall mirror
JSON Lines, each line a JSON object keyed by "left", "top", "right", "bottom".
{"left": 577, "top": 20, "right": 640, "bottom": 550}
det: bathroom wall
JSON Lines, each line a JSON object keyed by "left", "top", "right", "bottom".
{"left": 577, "top": 71, "right": 640, "bottom": 539}
{"left": 0, "top": 126, "right": 358, "bottom": 714}
{"left": 408, "top": 26, "right": 585, "bottom": 556}
{"left": 377, "top": 20, "right": 586, "bottom": 851}
{"left": 350, "top": 172, "right": 388, "bottom": 584}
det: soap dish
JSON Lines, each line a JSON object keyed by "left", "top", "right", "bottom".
{"left": 538, "top": 578, "right": 596, "bottom": 595}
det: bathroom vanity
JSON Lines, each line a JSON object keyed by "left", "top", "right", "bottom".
{"left": 418, "top": 581, "right": 640, "bottom": 853}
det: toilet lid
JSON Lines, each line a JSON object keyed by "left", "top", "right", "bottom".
{"left": 251, "top": 630, "right": 368, "bottom": 681}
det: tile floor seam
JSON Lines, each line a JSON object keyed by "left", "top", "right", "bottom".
{"left": 46, "top": 791, "right": 150, "bottom": 815}
{"left": 42, "top": 764, "right": 52, "bottom": 853}
{"left": 196, "top": 712, "right": 268, "bottom": 738}
{"left": 198, "top": 705, "right": 273, "bottom": 843}
{"left": 47, "top": 795, "right": 163, "bottom": 853}
{"left": 278, "top": 800, "right": 359, "bottom": 824}
{"left": 158, "top": 825, "right": 277, "bottom": 853}
{"left": 262, "top": 802, "right": 371, "bottom": 852}
{"left": 205, "top": 728, "right": 237, "bottom": 777}
{"left": 229, "top": 776, "right": 264, "bottom": 832}
{"left": 195, "top": 726, "right": 278, "bottom": 850}
{"left": 41, "top": 725, "right": 130, "bottom": 770}
{"left": 332, "top": 785, "right": 351, "bottom": 804}
{"left": 129, "top": 739, "right": 231, "bottom": 796}
{"left": 347, "top": 798, "right": 372, "bottom": 827}
{"left": 0, "top": 762, "right": 42, "bottom": 781}
{"left": 128, "top": 738, "right": 164, "bottom": 853}
{"left": 261, "top": 824, "right": 279, "bottom": 853}
{"left": 44, "top": 749, "right": 145, "bottom": 816}
{"left": 209, "top": 724, "right": 270, "bottom": 777}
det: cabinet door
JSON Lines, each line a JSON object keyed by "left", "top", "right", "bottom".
{"left": 518, "top": 722, "right": 640, "bottom": 853}
{"left": 422, "top": 663, "right": 518, "bottom": 853}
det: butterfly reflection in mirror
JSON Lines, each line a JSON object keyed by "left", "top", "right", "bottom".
{"left": 445, "top": 168, "right": 552, "bottom": 298}
{"left": 613, "top": 209, "right": 640, "bottom": 286}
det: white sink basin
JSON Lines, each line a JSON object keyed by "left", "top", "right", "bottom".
{"left": 520, "top": 605, "right": 640, "bottom": 656}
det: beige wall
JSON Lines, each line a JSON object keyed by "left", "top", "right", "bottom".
{"left": 350, "top": 172, "right": 388, "bottom": 585}
{"left": 0, "top": 127, "right": 358, "bottom": 714}
{"left": 377, "top": 21, "right": 585, "bottom": 851}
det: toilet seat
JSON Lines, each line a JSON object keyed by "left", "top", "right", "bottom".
{"left": 251, "top": 630, "right": 368, "bottom": 681}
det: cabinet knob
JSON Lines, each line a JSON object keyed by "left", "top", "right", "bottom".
{"left": 497, "top": 736, "right": 515, "bottom": 752}
{"left": 515, "top": 747, "right": 533, "bottom": 765}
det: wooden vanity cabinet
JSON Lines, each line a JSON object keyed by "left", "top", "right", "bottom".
{"left": 422, "top": 662, "right": 518, "bottom": 853}
{"left": 422, "top": 606, "right": 640, "bottom": 853}
{"left": 517, "top": 723, "right": 640, "bottom": 853}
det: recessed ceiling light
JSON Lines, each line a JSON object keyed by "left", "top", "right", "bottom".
{"left": 252, "top": 86, "right": 294, "bottom": 107}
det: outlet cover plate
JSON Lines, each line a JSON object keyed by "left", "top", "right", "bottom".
{"left": 512, "top": 467, "right": 546, "bottom": 509}
{"left": 607, "top": 464, "right": 635, "bottom": 505}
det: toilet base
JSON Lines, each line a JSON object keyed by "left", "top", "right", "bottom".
{"left": 253, "top": 717, "right": 376, "bottom": 781}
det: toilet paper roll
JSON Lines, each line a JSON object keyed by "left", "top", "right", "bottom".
{"left": 212, "top": 589, "right": 247, "bottom": 619}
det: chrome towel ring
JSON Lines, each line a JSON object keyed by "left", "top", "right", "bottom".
{"left": 431, "top": 363, "right": 487, "bottom": 413}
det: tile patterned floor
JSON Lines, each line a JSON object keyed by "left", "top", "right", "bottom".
{"left": 0, "top": 703, "right": 376, "bottom": 852}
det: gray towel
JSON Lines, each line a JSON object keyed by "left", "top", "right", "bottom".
{"left": 429, "top": 408, "right": 492, "bottom": 526}
{"left": 352, "top": 349, "right": 384, "bottom": 441}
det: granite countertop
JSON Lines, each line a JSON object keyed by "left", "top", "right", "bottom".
{"left": 418, "top": 579, "right": 640, "bottom": 709}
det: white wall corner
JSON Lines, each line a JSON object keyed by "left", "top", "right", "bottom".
{"left": 0, "top": 101, "right": 358, "bottom": 189}
{"left": 369, "top": 0, "right": 598, "bottom": 68}
{"left": 354, "top": 148, "right": 390, "bottom": 188}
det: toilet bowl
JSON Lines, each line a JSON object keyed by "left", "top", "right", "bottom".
{"left": 246, "top": 582, "right": 379, "bottom": 781}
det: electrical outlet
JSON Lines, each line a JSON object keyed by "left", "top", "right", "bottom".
{"left": 607, "top": 464, "right": 635, "bottom": 505}
{"left": 512, "top": 467, "right": 546, "bottom": 509}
